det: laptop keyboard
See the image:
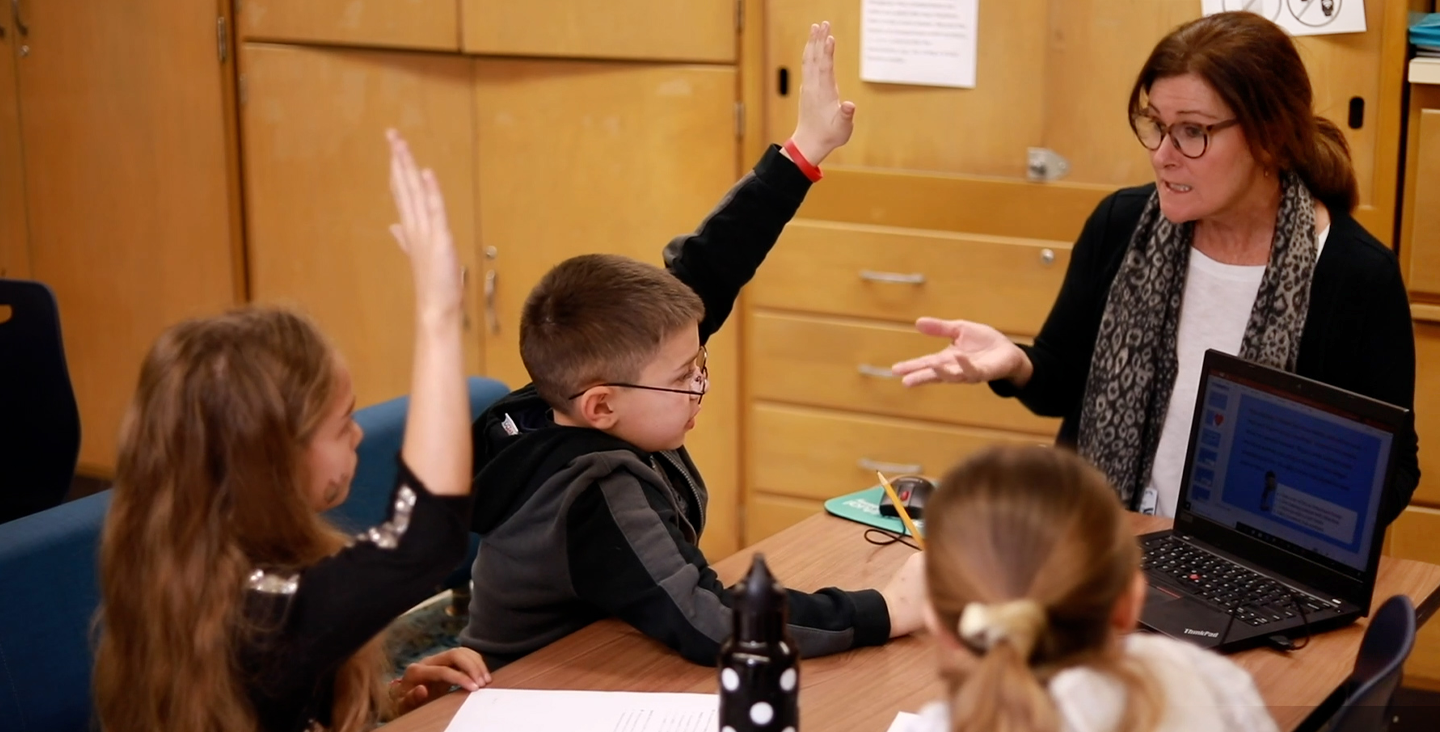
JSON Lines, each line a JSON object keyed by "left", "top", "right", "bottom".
{"left": 1141, "top": 535, "right": 1337, "bottom": 627}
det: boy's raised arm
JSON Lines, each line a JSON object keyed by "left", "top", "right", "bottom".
{"left": 664, "top": 21, "right": 855, "bottom": 341}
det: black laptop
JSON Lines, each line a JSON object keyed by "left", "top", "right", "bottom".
{"left": 1138, "top": 349, "right": 1410, "bottom": 653}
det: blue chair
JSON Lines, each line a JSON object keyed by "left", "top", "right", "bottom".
{"left": 1320, "top": 594, "right": 1417, "bottom": 732}
{"left": 0, "top": 490, "right": 112, "bottom": 732}
{"left": 0, "top": 279, "right": 81, "bottom": 524}
{"left": 327, "top": 376, "right": 508, "bottom": 595}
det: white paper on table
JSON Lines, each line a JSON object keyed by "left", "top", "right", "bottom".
{"left": 443, "top": 689, "right": 718, "bottom": 732}
{"left": 886, "top": 711, "right": 922, "bottom": 732}
{"left": 861, "top": 0, "right": 979, "bottom": 89}
{"left": 1201, "top": 0, "right": 1366, "bottom": 37}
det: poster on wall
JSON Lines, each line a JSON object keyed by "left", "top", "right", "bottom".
{"left": 860, "top": 0, "right": 979, "bottom": 89}
{"left": 1202, "top": 0, "right": 1367, "bottom": 37}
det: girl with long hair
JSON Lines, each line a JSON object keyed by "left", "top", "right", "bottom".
{"left": 910, "top": 445, "right": 1277, "bottom": 732}
{"left": 94, "top": 131, "right": 489, "bottom": 732}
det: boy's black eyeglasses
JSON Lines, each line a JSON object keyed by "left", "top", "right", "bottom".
{"left": 566, "top": 347, "right": 709, "bottom": 405}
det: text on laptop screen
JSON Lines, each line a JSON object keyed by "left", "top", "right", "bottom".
{"left": 1184, "top": 372, "right": 1392, "bottom": 577}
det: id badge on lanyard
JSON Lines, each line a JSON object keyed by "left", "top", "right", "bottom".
{"left": 1138, "top": 485, "right": 1159, "bottom": 516}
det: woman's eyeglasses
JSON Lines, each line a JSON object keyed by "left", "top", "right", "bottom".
{"left": 1131, "top": 114, "right": 1239, "bottom": 159}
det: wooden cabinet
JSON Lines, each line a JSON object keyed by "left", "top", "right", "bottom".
{"left": 239, "top": 0, "right": 461, "bottom": 51}
{"left": 745, "top": 404, "right": 1042, "bottom": 542}
{"left": 13, "top": 0, "right": 242, "bottom": 472}
{"left": 1401, "top": 73, "right": 1440, "bottom": 300}
{"left": 1413, "top": 322, "right": 1440, "bottom": 507}
{"left": 1386, "top": 505, "right": 1440, "bottom": 690}
{"left": 738, "top": 0, "right": 1426, "bottom": 541}
{"left": 0, "top": 14, "right": 26, "bottom": 280}
{"left": 238, "top": 47, "right": 744, "bottom": 555}
{"left": 473, "top": 59, "right": 740, "bottom": 556}
{"left": 763, "top": 0, "right": 1421, "bottom": 243}
{"left": 462, "top": 0, "right": 736, "bottom": 62}
{"left": 1395, "top": 54, "right": 1440, "bottom": 685}
{"left": 239, "top": 43, "right": 483, "bottom": 410}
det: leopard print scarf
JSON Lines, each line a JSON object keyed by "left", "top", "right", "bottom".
{"left": 1076, "top": 172, "right": 1317, "bottom": 509}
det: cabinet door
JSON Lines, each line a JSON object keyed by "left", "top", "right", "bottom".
{"left": 0, "top": 18, "right": 26, "bottom": 279}
{"left": 16, "top": 0, "right": 241, "bottom": 472}
{"left": 1414, "top": 322, "right": 1440, "bottom": 507}
{"left": 241, "top": 44, "right": 483, "bottom": 409}
{"left": 1405, "top": 106, "right": 1440, "bottom": 296}
{"left": 240, "top": 0, "right": 460, "bottom": 51}
{"left": 462, "top": 0, "right": 735, "bottom": 62}
{"left": 474, "top": 59, "right": 740, "bottom": 555}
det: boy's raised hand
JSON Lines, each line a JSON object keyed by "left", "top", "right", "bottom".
{"left": 788, "top": 20, "right": 856, "bottom": 168}
{"left": 387, "top": 129, "right": 463, "bottom": 322}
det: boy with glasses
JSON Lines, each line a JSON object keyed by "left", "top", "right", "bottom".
{"left": 459, "top": 23, "right": 926, "bottom": 670}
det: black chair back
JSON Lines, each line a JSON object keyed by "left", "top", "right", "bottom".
{"left": 1324, "top": 594, "right": 1417, "bottom": 732}
{"left": 0, "top": 279, "right": 81, "bottom": 523}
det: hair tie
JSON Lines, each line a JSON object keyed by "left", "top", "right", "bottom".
{"left": 958, "top": 600, "right": 1046, "bottom": 658}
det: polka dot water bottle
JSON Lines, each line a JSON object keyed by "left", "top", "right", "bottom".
{"left": 719, "top": 553, "right": 799, "bottom": 732}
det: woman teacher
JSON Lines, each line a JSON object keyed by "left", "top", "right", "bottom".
{"left": 893, "top": 12, "right": 1418, "bottom": 525}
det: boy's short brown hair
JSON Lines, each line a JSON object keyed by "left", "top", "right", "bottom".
{"left": 521, "top": 253, "right": 704, "bottom": 410}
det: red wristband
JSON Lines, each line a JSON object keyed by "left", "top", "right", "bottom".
{"left": 783, "top": 139, "right": 823, "bottom": 182}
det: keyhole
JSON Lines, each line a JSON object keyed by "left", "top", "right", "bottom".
{"left": 778, "top": 68, "right": 789, "bottom": 96}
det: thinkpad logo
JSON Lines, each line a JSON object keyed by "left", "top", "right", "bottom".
{"left": 1184, "top": 628, "right": 1221, "bottom": 639}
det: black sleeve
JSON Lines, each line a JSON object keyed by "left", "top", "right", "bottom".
{"left": 250, "top": 460, "right": 473, "bottom": 692}
{"left": 663, "top": 144, "right": 814, "bottom": 343}
{"left": 1354, "top": 262, "right": 1420, "bottom": 527}
{"left": 990, "top": 192, "right": 1129, "bottom": 419}
{"left": 566, "top": 471, "right": 890, "bottom": 665}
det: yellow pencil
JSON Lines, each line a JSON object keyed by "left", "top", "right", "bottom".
{"left": 876, "top": 471, "right": 925, "bottom": 551}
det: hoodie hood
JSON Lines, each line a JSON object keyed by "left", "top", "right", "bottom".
{"left": 468, "top": 384, "right": 644, "bottom": 535}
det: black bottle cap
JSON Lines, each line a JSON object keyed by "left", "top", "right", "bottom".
{"left": 734, "top": 553, "right": 788, "bottom": 643}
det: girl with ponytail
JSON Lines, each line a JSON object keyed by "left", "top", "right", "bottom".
{"left": 909, "top": 445, "right": 1277, "bottom": 732}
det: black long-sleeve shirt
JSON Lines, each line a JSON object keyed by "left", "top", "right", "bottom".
{"left": 991, "top": 184, "right": 1419, "bottom": 526}
{"left": 240, "top": 461, "right": 472, "bottom": 732}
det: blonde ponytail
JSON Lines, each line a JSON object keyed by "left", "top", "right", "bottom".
{"left": 926, "top": 446, "right": 1166, "bottom": 732}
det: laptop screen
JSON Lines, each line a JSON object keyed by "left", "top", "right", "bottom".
{"left": 1180, "top": 363, "right": 1394, "bottom": 581}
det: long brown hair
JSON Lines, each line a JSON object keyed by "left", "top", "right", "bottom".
{"left": 94, "top": 306, "right": 390, "bottom": 732}
{"left": 1129, "top": 11, "right": 1359, "bottom": 214}
{"left": 926, "top": 446, "right": 1161, "bottom": 732}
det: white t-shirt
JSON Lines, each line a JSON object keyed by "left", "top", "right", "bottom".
{"left": 1144, "top": 227, "right": 1329, "bottom": 517}
{"left": 908, "top": 633, "right": 1278, "bottom": 732}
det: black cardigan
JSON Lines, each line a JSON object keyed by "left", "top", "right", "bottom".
{"left": 992, "top": 184, "right": 1419, "bottom": 527}
{"left": 240, "top": 462, "right": 473, "bottom": 732}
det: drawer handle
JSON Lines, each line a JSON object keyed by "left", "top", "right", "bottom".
{"left": 857, "top": 364, "right": 898, "bottom": 379}
{"left": 1040, "top": 248, "right": 1056, "bottom": 266}
{"left": 859, "top": 458, "right": 923, "bottom": 475}
{"left": 860, "top": 270, "right": 926, "bottom": 285}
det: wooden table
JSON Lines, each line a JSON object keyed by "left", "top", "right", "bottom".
{"left": 389, "top": 514, "right": 1440, "bottom": 732}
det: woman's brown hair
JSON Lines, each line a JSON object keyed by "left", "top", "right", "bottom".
{"left": 1129, "top": 11, "right": 1359, "bottom": 214}
{"left": 94, "top": 306, "right": 390, "bottom": 732}
{"left": 926, "top": 446, "right": 1161, "bottom": 732}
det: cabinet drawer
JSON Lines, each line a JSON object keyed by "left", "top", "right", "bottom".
{"left": 746, "top": 494, "right": 823, "bottom": 545}
{"left": 1416, "top": 323, "right": 1440, "bottom": 506}
{"left": 1390, "top": 506, "right": 1440, "bottom": 564}
{"left": 746, "top": 312, "right": 1060, "bottom": 435}
{"left": 750, "top": 221, "right": 1069, "bottom": 335}
{"left": 748, "top": 404, "right": 1043, "bottom": 502}
{"left": 1388, "top": 505, "right": 1440, "bottom": 689}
